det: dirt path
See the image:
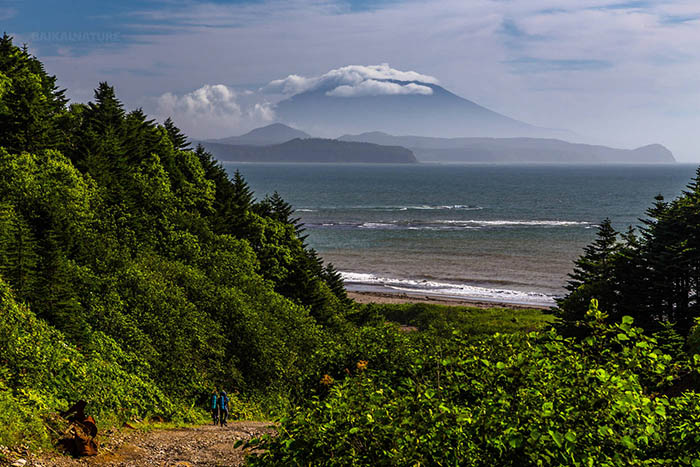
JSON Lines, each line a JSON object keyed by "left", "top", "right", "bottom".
{"left": 29, "top": 421, "right": 274, "bottom": 467}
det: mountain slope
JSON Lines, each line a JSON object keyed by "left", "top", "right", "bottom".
{"left": 339, "top": 132, "right": 675, "bottom": 163}
{"left": 200, "top": 138, "right": 417, "bottom": 163}
{"left": 210, "top": 123, "right": 311, "bottom": 145}
{"left": 275, "top": 81, "right": 572, "bottom": 139}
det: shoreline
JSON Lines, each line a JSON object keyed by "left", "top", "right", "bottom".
{"left": 348, "top": 290, "right": 553, "bottom": 310}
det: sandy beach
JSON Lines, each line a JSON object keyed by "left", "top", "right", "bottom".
{"left": 348, "top": 290, "right": 552, "bottom": 310}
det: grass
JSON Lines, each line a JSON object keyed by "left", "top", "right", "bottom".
{"left": 368, "top": 302, "right": 555, "bottom": 335}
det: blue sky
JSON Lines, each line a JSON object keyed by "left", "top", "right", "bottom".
{"left": 4, "top": 0, "right": 700, "bottom": 160}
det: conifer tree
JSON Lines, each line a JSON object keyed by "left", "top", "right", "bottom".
{"left": 193, "top": 144, "right": 242, "bottom": 234}
{"left": 556, "top": 219, "right": 620, "bottom": 326}
{"left": 74, "top": 82, "right": 128, "bottom": 200}
{"left": 88, "top": 82, "right": 125, "bottom": 131}
{"left": 163, "top": 117, "right": 190, "bottom": 151}
{"left": 0, "top": 205, "right": 39, "bottom": 301}
{"left": 231, "top": 169, "right": 254, "bottom": 212}
{"left": 34, "top": 230, "right": 86, "bottom": 340}
{"left": 638, "top": 194, "right": 679, "bottom": 326}
{"left": 323, "top": 262, "right": 351, "bottom": 306}
{"left": 641, "top": 169, "right": 700, "bottom": 331}
{"left": 123, "top": 108, "right": 160, "bottom": 165}
{"left": 0, "top": 33, "right": 67, "bottom": 153}
{"left": 257, "top": 191, "right": 306, "bottom": 239}
{"left": 614, "top": 226, "right": 649, "bottom": 324}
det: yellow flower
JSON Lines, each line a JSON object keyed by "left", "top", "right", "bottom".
{"left": 356, "top": 360, "right": 368, "bottom": 371}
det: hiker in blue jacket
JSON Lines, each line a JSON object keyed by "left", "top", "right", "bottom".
{"left": 210, "top": 389, "right": 219, "bottom": 425}
{"left": 219, "top": 389, "right": 229, "bottom": 426}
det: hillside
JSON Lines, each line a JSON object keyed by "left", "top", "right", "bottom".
{"left": 200, "top": 138, "right": 418, "bottom": 163}
{"left": 0, "top": 33, "right": 352, "bottom": 449}
{"left": 339, "top": 132, "right": 676, "bottom": 163}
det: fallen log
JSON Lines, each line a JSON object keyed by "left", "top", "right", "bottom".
{"left": 57, "top": 401, "right": 99, "bottom": 456}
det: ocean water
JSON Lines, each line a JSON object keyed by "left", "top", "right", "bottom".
{"left": 224, "top": 163, "right": 698, "bottom": 306}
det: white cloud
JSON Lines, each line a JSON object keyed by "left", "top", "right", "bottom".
{"left": 266, "top": 74, "right": 315, "bottom": 95}
{"left": 155, "top": 84, "right": 275, "bottom": 138}
{"left": 158, "top": 84, "right": 241, "bottom": 117}
{"left": 250, "top": 101, "right": 276, "bottom": 121}
{"left": 266, "top": 63, "right": 439, "bottom": 96}
{"left": 327, "top": 79, "right": 433, "bottom": 97}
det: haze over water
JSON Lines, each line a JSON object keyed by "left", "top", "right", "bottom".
{"left": 227, "top": 163, "right": 697, "bottom": 306}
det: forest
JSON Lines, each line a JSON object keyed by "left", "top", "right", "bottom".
{"left": 1, "top": 33, "right": 700, "bottom": 465}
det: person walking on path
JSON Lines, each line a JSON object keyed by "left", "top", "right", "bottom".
{"left": 219, "top": 389, "right": 229, "bottom": 426}
{"left": 210, "top": 389, "right": 219, "bottom": 425}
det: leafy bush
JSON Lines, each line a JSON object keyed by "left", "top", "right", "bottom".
{"left": 0, "top": 278, "right": 177, "bottom": 448}
{"left": 248, "top": 301, "right": 700, "bottom": 466}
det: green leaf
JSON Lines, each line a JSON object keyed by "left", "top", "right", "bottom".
{"left": 508, "top": 435, "right": 523, "bottom": 449}
{"left": 620, "top": 436, "right": 635, "bottom": 449}
{"left": 655, "top": 405, "right": 666, "bottom": 417}
{"left": 549, "top": 430, "right": 564, "bottom": 448}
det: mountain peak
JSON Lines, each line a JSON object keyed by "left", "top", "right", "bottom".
{"left": 211, "top": 123, "right": 311, "bottom": 146}
{"left": 275, "top": 81, "right": 572, "bottom": 139}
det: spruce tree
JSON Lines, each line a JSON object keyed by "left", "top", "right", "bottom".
{"left": 639, "top": 194, "right": 679, "bottom": 327}
{"left": 163, "top": 117, "right": 190, "bottom": 151}
{"left": 34, "top": 230, "right": 86, "bottom": 340}
{"left": 556, "top": 219, "right": 620, "bottom": 327}
{"left": 257, "top": 191, "right": 306, "bottom": 239}
{"left": 0, "top": 205, "right": 39, "bottom": 301}
{"left": 614, "top": 226, "right": 649, "bottom": 324}
{"left": 0, "top": 33, "right": 67, "bottom": 153}
{"left": 123, "top": 108, "right": 160, "bottom": 165}
{"left": 323, "top": 262, "right": 351, "bottom": 306}
{"left": 231, "top": 170, "right": 254, "bottom": 212}
{"left": 73, "top": 82, "right": 128, "bottom": 201}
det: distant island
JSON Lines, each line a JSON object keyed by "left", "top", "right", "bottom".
{"left": 199, "top": 137, "right": 418, "bottom": 163}
{"left": 204, "top": 124, "right": 675, "bottom": 164}
{"left": 339, "top": 132, "right": 675, "bottom": 164}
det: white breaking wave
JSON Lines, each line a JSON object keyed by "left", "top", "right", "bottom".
{"left": 341, "top": 272, "right": 556, "bottom": 306}
{"left": 297, "top": 204, "right": 483, "bottom": 212}
{"left": 434, "top": 219, "right": 590, "bottom": 227}
{"left": 358, "top": 222, "right": 396, "bottom": 229}
{"left": 309, "top": 219, "right": 591, "bottom": 230}
{"left": 404, "top": 204, "right": 483, "bottom": 211}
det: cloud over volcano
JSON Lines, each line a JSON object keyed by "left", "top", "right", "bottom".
{"left": 266, "top": 63, "right": 439, "bottom": 97}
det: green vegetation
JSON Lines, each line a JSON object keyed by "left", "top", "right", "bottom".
{"left": 356, "top": 302, "right": 553, "bottom": 335}
{"left": 0, "top": 33, "right": 344, "bottom": 447}
{"left": 248, "top": 301, "right": 700, "bottom": 465}
{"left": 1, "top": 33, "right": 700, "bottom": 465}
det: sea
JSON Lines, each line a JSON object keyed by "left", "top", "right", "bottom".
{"left": 223, "top": 163, "right": 698, "bottom": 306}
